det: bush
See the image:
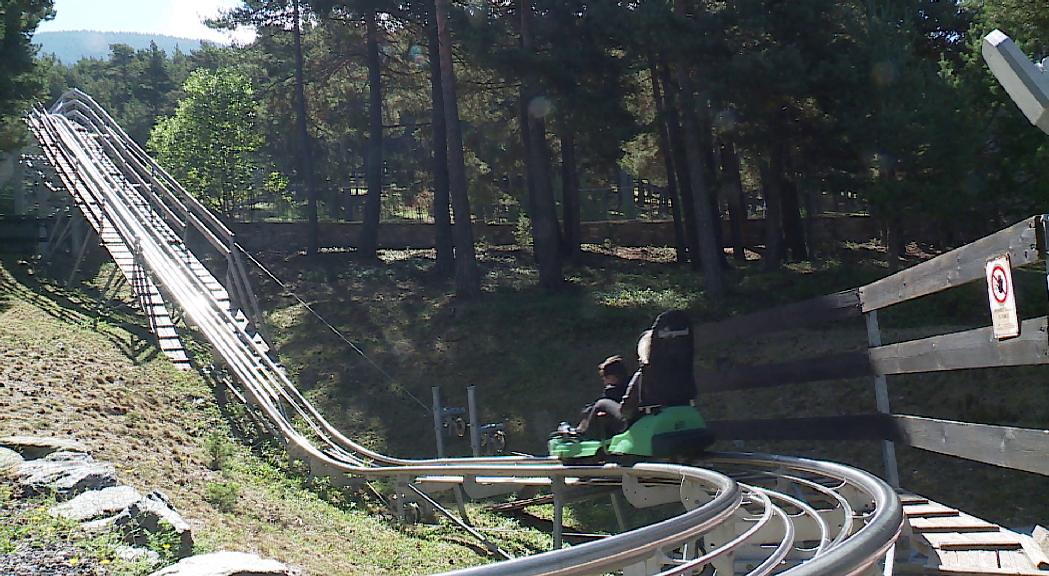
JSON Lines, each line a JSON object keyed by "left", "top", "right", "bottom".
{"left": 203, "top": 433, "right": 235, "bottom": 471}
{"left": 204, "top": 481, "right": 239, "bottom": 513}
{"left": 513, "top": 214, "right": 533, "bottom": 249}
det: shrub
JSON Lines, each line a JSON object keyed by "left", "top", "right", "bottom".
{"left": 203, "top": 433, "right": 235, "bottom": 471}
{"left": 204, "top": 481, "right": 239, "bottom": 513}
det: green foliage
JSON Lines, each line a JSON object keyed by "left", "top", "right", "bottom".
{"left": 145, "top": 523, "right": 182, "bottom": 565}
{"left": 148, "top": 67, "right": 263, "bottom": 218}
{"left": 25, "top": 0, "right": 1049, "bottom": 251}
{"left": 0, "top": 493, "right": 79, "bottom": 554}
{"left": 512, "top": 213, "right": 532, "bottom": 249}
{"left": 0, "top": 0, "right": 55, "bottom": 150}
{"left": 81, "top": 532, "right": 157, "bottom": 576}
{"left": 204, "top": 480, "right": 240, "bottom": 512}
{"left": 204, "top": 432, "right": 236, "bottom": 471}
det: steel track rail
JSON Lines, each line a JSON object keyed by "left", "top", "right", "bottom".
{"left": 26, "top": 91, "right": 902, "bottom": 576}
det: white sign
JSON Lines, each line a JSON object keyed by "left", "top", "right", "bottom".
{"left": 986, "top": 255, "right": 1019, "bottom": 340}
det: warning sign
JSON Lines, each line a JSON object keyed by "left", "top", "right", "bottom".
{"left": 986, "top": 255, "right": 1019, "bottom": 339}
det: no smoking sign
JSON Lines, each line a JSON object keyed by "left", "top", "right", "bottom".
{"left": 986, "top": 255, "right": 1019, "bottom": 339}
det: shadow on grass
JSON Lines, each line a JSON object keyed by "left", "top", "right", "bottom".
{"left": 0, "top": 255, "right": 160, "bottom": 366}
{"left": 241, "top": 244, "right": 904, "bottom": 458}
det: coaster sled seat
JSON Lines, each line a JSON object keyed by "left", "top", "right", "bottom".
{"left": 548, "top": 406, "right": 713, "bottom": 464}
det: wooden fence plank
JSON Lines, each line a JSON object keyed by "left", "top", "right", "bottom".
{"left": 700, "top": 350, "right": 872, "bottom": 392}
{"left": 925, "top": 532, "right": 1021, "bottom": 551}
{"left": 893, "top": 415, "right": 1049, "bottom": 476}
{"left": 693, "top": 289, "right": 862, "bottom": 346}
{"left": 707, "top": 414, "right": 893, "bottom": 441}
{"left": 858, "top": 217, "right": 1040, "bottom": 312}
{"left": 870, "top": 317, "right": 1049, "bottom": 375}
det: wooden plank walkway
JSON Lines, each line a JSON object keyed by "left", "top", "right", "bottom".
{"left": 30, "top": 115, "right": 194, "bottom": 369}
{"left": 896, "top": 492, "right": 1049, "bottom": 575}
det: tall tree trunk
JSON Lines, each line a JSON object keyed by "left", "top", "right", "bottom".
{"left": 359, "top": 9, "right": 383, "bottom": 259}
{"left": 649, "top": 58, "right": 687, "bottom": 264}
{"left": 428, "top": 14, "right": 453, "bottom": 276}
{"left": 559, "top": 117, "right": 581, "bottom": 261}
{"left": 659, "top": 62, "right": 699, "bottom": 269}
{"left": 694, "top": 99, "right": 729, "bottom": 269}
{"left": 761, "top": 152, "right": 784, "bottom": 269}
{"left": 520, "top": 0, "right": 563, "bottom": 290}
{"left": 671, "top": 0, "right": 723, "bottom": 298}
{"left": 884, "top": 166, "right": 904, "bottom": 272}
{"left": 777, "top": 143, "right": 806, "bottom": 261}
{"left": 780, "top": 173, "right": 807, "bottom": 261}
{"left": 435, "top": 0, "right": 481, "bottom": 298}
{"left": 801, "top": 184, "right": 817, "bottom": 260}
{"left": 887, "top": 215, "right": 905, "bottom": 272}
{"left": 292, "top": 0, "right": 318, "bottom": 255}
{"left": 719, "top": 139, "right": 747, "bottom": 262}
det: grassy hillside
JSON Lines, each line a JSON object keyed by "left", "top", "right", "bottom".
{"left": 0, "top": 256, "right": 549, "bottom": 575}
{"left": 33, "top": 31, "right": 204, "bottom": 64}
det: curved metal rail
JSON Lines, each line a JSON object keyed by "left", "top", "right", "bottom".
{"left": 25, "top": 90, "right": 902, "bottom": 575}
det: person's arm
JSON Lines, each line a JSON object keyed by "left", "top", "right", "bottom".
{"left": 620, "top": 369, "right": 642, "bottom": 422}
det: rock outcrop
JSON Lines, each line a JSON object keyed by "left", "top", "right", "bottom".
{"left": 2, "top": 436, "right": 195, "bottom": 569}
{"left": 14, "top": 451, "right": 118, "bottom": 497}
{"left": 2, "top": 436, "right": 299, "bottom": 575}
{"left": 0, "top": 435, "right": 88, "bottom": 460}
{"left": 114, "top": 490, "right": 194, "bottom": 558}
{"left": 0, "top": 446, "right": 24, "bottom": 473}
{"left": 148, "top": 551, "right": 299, "bottom": 576}
{"left": 50, "top": 485, "right": 144, "bottom": 522}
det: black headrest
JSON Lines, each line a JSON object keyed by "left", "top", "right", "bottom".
{"left": 652, "top": 310, "right": 691, "bottom": 339}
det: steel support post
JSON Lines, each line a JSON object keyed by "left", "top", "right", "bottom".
{"left": 432, "top": 386, "right": 471, "bottom": 524}
{"left": 552, "top": 476, "right": 566, "bottom": 550}
{"left": 231, "top": 247, "right": 263, "bottom": 326}
{"left": 41, "top": 211, "right": 67, "bottom": 259}
{"left": 432, "top": 386, "right": 446, "bottom": 457}
{"left": 99, "top": 263, "right": 122, "bottom": 304}
{"left": 467, "top": 386, "right": 481, "bottom": 457}
{"left": 180, "top": 223, "right": 190, "bottom": 264}
{"left": 65, "top": 220, "right": 93, "bottom": 287}
{"left": 865, "top": 310, "right": 900, "bottom": 489}
{"left": 610, "top": 492, "right": 628, "bottom": 533}
{"left": 46, "top": 212, "right": 73, "bottom": 262}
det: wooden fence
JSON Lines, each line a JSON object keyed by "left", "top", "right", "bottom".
{"left": 702, "top": 215, "right": 1049, "bottom": 485}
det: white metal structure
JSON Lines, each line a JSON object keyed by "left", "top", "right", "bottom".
{"left": 25, "top": 90, "right": 902, "bottom": 575}
{"left": 983, "top": 29, "right": 1049, "bottom": 134}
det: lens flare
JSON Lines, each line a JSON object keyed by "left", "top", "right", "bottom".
{"left": 528, "top": 96, "right": 554, "bottom": 119}
{"left": 408, "top": 44, "right": 427, "bottom": 67}
{"left": 872, "top": 61, "right": 898, "bottom": 87}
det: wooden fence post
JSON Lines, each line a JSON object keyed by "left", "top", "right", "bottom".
{"left": 865, "top": 309, "right": 900, "bottom": 488}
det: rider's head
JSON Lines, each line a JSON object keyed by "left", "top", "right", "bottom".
{"left": 598, "top": 355, "right": 628, "bottom": 386}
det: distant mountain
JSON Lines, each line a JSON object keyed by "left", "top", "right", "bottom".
{"left": 33, "top": 31, "right": 207, "bottom": 64}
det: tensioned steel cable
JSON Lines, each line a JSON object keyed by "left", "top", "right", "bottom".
{"left": 233, "top": 244, "right": 431, "bottom": 413}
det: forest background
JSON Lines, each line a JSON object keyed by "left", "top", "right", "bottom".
{"left": 3, "top": 0, "right": 1049, "bottom": 300}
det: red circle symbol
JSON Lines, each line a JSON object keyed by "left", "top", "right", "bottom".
{"left": 990, "top": 264, "right": 1009, "bottom": 304}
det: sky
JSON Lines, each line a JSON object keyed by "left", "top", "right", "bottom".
{"left": 36, "top": 0, "right": 255, "bottom": 43}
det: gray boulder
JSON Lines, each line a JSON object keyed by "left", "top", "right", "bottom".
{"left": 114, "top": 545, "right": 162, "bottom": 566}
{"left": 115, "top": 491, "right": 194, "bottom": 559}
{"left": 49, "top": 484, "right": 143, "bottom": 522}
{"left": 0, "top": 446, "right": 23, "bottom": 474}
{"left": 148, "top": 552, "right": 297, "bottom": 576}
{"left": 14, "top": 451, "right": 117, "bottom": 497}
{"left": 0, "top": 435, "right": 87, "bottom": 459}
